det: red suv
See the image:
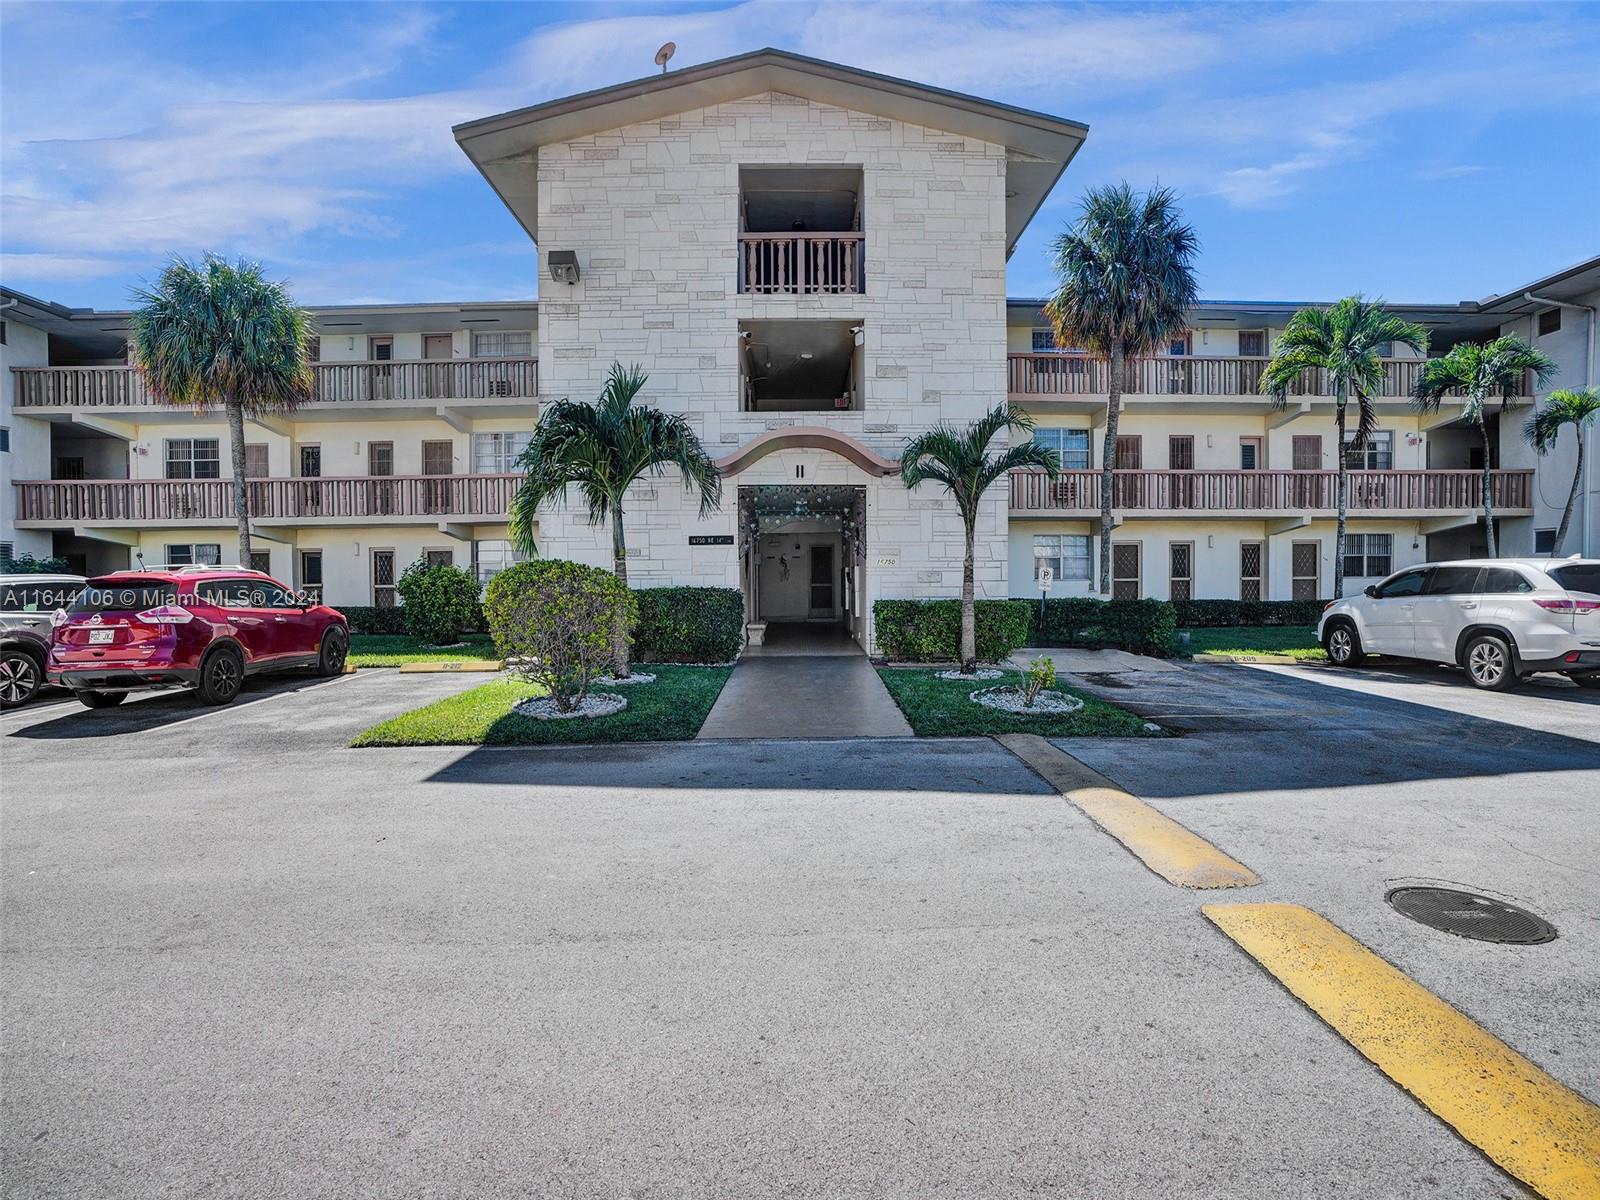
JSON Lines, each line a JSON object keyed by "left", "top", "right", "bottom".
{"left": 49, "top": 568, "right": 349, "bottom": 708}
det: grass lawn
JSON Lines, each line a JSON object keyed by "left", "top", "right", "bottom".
{"left": 351, "top": 665, "right": 733, "bottom": 746}
{"left": 876, "top": 668, "right": 1159, "bottom": 738}
{"left": 348, "top": 634, "right": 498, "bottom": 667}
{"left": 1180, "top": 626, "right": 1326, "bottom": 661}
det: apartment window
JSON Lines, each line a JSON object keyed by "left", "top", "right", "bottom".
{"left": 55, "top": 456, "right": 85, "bottom": 480}
{"left": 1166, "top": 333, "right": 1191, "bottom": 356}
{"left": 1239, "top": 437, "right": 1263, "bottom": 470}
{"left": 473, "top": 431, "right": 532, "bottom": 474}
{"left": 372, "top": 550, "right": 397, "bottom": 607}
{"left": 1032, "top": 428, "right": 1091, "bottom": 469}
{"left": 1291, "top": 542, "right": 1320, "bottom": 600}
{"left": 1343, "top": 533, "right": 1393, "bottom": 580}
{"left": 305, "top": 336, "right": 320, "bottom": 363}
{"left": 1112, "top": 543, "right": 1141, "bottom": 600}
{"left": 1238, "top": 330, "right": 1267, "bottom": 357}
{"left": 166, "top": 543, "right": 222, "bottom": 567}
{"left": 300, "top": 550, "right": 323, "bottom": 601}
{"left": 1240, "top": 542, "right": 1264, "bottom": 602}
{"left": 1344, "top": 430, "right": 1393, "bottom": 470}
{"left": 422, "top": 441, "right": 454, "bottom": 476}
{"left": 1169, "top": 542, "right": 1193, "bottom": 602}
{"left": 0, "top": 320, "right": 7, "bottom": 345}
{"left": 299, "top": 445, "right": 322, "bottom": 477}
{"left": 165, "top": 438, "right": 221, "bottom": 479}
{"left": 0, "top": 427, "right": 9, "bottom": 453}
{"left": 1292, "top": 435, "right": 1322, "bottom": 471}
{"left": 424, "top": 549, "right": 454, "bottom": 568}
{"left": 473, "top": 539, "right": 527, "bottom": 585}
{"left": 1168, "top": 436, "right": 1194, "bottom": 471}
{"left": 1032, "top": 329, "right": 1057, "bottom": 353}
{"left": 472, "top": 331, "right": 533, "bottom": 359}
{"left": 244, "top": 443, "right": 269, "bottom": 479}
{"left": 1535, "top": 528, "right": 1557, "bottom": 554}
{"left": 248, "top": 551, "right": 272, "bottom": 575}
{"left": 368, "top": 441, "right": 394, "bottom": 476}
{"left": 1033, "top": 534, "right": 1091, "bottom": 583}
{"left": 368, "top": 336, "right": 394, "bottom": 362}
{"left": 0, "top": 541, "right": 12, "bottom": 565}
{"left": 1538, "top": 309, "right": 1561, "bottom": 337}
{"left": 1374, "top": 341, "right": 1394, "bottom": 358}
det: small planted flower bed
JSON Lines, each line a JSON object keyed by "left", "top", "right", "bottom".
{"left": 875, "top": 666, "right": 1157, "bottom": 738}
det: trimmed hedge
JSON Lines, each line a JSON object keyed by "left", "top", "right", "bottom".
{"left": 1028, "top": 598, "right": 1178, "bottom": 657}
{"left": 632, "top": 586, "right": 744, "bottom": 663}
{"left": 873, "top": 599, "right": 1033, "bottom": 664}
{"left": 339, "top": 606, "right": 412, "bottom": 636}
{"left": 1172, "top": 598, "right": 1328, "bottom": 628}
{"left": 396, "top": 560, "right": 483, "bottom": 645}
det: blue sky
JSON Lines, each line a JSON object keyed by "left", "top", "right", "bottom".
{"left": 2, "top": 1, "right": 1597, "bottom": 311}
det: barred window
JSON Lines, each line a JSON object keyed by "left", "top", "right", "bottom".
{"left": 1343, "top": 533, "right": 1393, "bottom": 579}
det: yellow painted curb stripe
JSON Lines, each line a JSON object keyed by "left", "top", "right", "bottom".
{"left": 396, "top": 660, "right": 504, "bottom": 673}
{"left": 1205, "top": 903, "right": 1600, "bottom": 1200}
{"left": 995, "top": 734, "right": 1259, "bottom": 890}
{"left": 1192, "top": 652, "right": 1301, "bottom": 665}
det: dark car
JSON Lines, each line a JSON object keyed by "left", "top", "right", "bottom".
{"left": 49, "top": 567, "right": 349, "bottom": 708}
{"left": 1, "top": 573, "right": 85, "bottom": 708}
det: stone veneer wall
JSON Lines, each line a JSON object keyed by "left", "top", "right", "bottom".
{"left": 532, "top": 90, "right": 1012, "bottom": 645}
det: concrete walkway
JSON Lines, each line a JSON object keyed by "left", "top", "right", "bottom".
{"left": 698, "top": 654, "right": 913, "bottom": 738}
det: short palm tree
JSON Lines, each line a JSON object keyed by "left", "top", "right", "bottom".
{"left": 1412, "top": 336, "right": 1557, "bottom": 557}
{"left": 130, "top": 255, "right": 314, "bottom": 565}
{"left": 1045, "top": 182, "right": 1199, "bottom": 595}
{"left": 508, "top": 362, "right": 721, "bottom": 676}
{"left": 901, "top": 405, "right": 1058, "bottom": 674}
{"left": 1261, "top": 298, "right": 1428, "bottom": 599}
{"left": 1524, "top": 387, "right": 1600, "bottom": 554}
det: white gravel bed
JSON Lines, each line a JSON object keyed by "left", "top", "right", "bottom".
{"left": 593, "top": 672, "right": 657, "bottom": 685}
{"left": 512, "top": 692, "right": 629, "bottom": 721}
{"left": 935, "top": 667, "right": 1004, "bottom": 681}
{"left": 969, "top": 686, "right": 1085, "bottom": 716}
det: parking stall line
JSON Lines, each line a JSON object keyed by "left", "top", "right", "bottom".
{"left": 1205, "top": 902, "right": 1600, "bottom": 1200}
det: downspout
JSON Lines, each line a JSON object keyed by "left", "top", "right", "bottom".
{"left": 1525, "top": 291, "right": 1598, "bottom": 555}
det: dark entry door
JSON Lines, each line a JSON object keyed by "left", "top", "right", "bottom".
{"left": 809, "top": 544, "right": 835, "bottom": 615}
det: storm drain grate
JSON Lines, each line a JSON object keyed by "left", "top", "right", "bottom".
{"left": 1386, "top": 887, "right": 1557, "bottom": 945}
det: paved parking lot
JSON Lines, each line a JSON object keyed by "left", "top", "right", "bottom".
{"left": 2, "top": 664, "right": 1596, "bottom": 1197}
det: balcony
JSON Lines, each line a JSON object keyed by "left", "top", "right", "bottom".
{"left": 737, "top": 234, "right": 865, "bottom": 295}
{"left": 1008, "top": 469, "right": 1534, "bottom": 518}
{"left": 14, "top": 474, "right": 520, "bottom": 527}
{"left": 9, "top": 358, "right": 538, "bottom": 410}
{"left": 1006, "top": 354, "right": 1522, "bottom": 401}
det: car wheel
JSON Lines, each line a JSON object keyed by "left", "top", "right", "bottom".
{"left": 317, "top": 627, "right": 349, "bottom": 677}
{"left": 1323, "top": 620, "right": 1366, "bottom": 667}
{"left": 195, "top": 646, "right": 244, "bottom": 706}
{"left": 77, "top": 690, "right": 127, "bottom": 709}
{"left": 1463, "top": 634, "right": 1519, "bottom": 691}
{"left": 1566, "top": 673, "right": 1600, "bottom": 690}
{"left": 0, "top": 649, "right": 44, "bottom": 709}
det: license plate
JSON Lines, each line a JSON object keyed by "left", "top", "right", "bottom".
{"left": 89, "top": 628, "right": 115, "bottom": 644}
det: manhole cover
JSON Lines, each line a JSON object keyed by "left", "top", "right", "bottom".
{"left": 1386, "top": 887, "right": 1557, "bottom": 945}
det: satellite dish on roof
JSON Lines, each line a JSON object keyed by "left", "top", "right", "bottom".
{"left": 654, "top": 42, "right": 676, "bottom": 73}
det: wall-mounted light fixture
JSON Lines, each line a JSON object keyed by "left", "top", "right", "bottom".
{"left": 851, "top": 325, "right": 865, "bottom": 347}
{"left": 548, "top": 251, "right": 580, "bottom": 285}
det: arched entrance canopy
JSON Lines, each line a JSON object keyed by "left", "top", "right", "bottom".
{"left": 715, "top": 427, "right": 900, "bottom": 478}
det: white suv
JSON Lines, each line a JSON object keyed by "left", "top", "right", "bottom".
{"left": 1317, "top": 557, "right": 1600, "bottom": 691}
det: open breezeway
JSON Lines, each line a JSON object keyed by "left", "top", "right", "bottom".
{"left": 2, "top": 666, "right": 1597, "bottom": 1198}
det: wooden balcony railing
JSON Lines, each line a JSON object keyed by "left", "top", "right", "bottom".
{"left": 1006, "top": 354, "right": 1520, "bottom": 400}
{"left": 10, "top": 358, "right": 538, "bottom": 408}
{"left": 737, "top": 233, "right": 864, "bottom": 294}
{"left": 1008, "top": 469, "right": 1533, "bottom": 514}
{"left": 14, "top": 474, "right": 520, "bottom": 524}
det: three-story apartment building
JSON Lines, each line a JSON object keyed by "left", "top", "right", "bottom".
{"left": 3, "top": 48, "right": 1594, "bottom": 648}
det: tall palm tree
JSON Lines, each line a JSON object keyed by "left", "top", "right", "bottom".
{"left": 130, "top": 255, "right": 314, "bottom": 565}
{"left": 1044, "top": 182, "right": 1199, "bottom": 595}
{"left": 509, "top": 362, "right": 721, "bottom": 676}
{"left": 1261, "top": 297, "right": 1428, "bottom": 599}
{"left": 1412, "top": 336, "right": 1557, "bottom": 557}
{"left": 901, "top": 405, "right": 1058, "bottom": 674}
{"left": 1524, "top": 387, "right": 1600, "bottom": 554}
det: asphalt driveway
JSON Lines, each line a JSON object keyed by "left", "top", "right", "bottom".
{"left": 2, "top": 665, "right": 1596, "bottom": 1198}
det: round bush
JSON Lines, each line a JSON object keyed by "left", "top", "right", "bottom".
{"left": 396, "top": 560, "right": 483, "bottom": 645}
{"left": 483, "top": 560, "right": 638, "bottom": 713}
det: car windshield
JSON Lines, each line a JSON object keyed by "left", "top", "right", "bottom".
{"left": 1549, "top": 564, "right": 1600, "bottom": 596}
{"left": 1, "top": 582, "right": 82, "bottom": 612}
{"left": 71, "top": 578, "right": 179, "bottom": 613}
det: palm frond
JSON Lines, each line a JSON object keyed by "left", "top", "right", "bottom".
{"left": 901, "top": 404, "right": 1053, "bottom": 521}
{"left": 1525, "top": 387, "right": 1600, "bottom": 452}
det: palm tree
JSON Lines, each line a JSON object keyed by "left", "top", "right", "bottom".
{"left": 901, "top": 405, "right": 1058, "bottom": 674}
{"left": 130, "top": 255, "right": 314, "bottom": 565}
{"left": 1044, "top": 182, "right": 1199, "bottom": 595}
{"left": 1261, "top": 298, "right": 1428, "bottom": 599}
{"left": 1412, "top": 336, "right": 1557, "bottom": 557}
{"left": 508, "top": 362, "right": 721, "bottom": 676}
{"left": 1524, "top": 387, "right": 1600, "bottom": 554}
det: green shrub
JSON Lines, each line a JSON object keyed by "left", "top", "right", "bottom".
{"left": 340, "top": 605, "right": 411, "bottom": 635}
{"left": 483, "top": 560, "right": 637, "bottom": 713}
{"left": 632, "top": 586, "right": 744, "bottom": 663}
{"left": 1172, "top": 598, "right": 1328, "bottom": 628}
{"left": 1028, "top": 598, "right": 1178, "bottom": 657}
{"left": 873, "top": 599, "right": 1032, "bottom": 663}
{"left": 396, "top": 559, "right": 483, "bottom": 645}
{"left": 0, "top": 553, "right": 72, "bottom": 575}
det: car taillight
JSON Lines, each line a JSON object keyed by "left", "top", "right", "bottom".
{"left": 136, "top": 605, "right": 194, "bottom": 625}
{"left": 51, "top": 608, "right": 69, "bottom": 628}
{"left": 1322, "top": 601, "right": 1337, "bottom": 612}
{"left": 1533, "top": 598, "right": 1600, "bottom": 613}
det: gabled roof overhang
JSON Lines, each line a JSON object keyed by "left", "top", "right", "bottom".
{"left": 454, "top": 47, "right": 1087, "bottom": 258}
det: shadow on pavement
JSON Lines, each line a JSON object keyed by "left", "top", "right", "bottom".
{"left": 4, "top": 673, "right": 341, "bottom": 740}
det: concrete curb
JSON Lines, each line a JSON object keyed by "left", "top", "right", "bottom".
{"left": 1191, "top": 652, "right": 1322, "bottom": 666}
{"left": 396, "top": 660, "right": 505, "bottom": 674}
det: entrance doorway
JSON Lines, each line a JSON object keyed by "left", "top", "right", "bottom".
{"left": 738, "top": 484, "right": 866, "bottom": 653}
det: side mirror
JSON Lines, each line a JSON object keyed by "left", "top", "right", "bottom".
{"left": 1363, "top": 586, "right": 1378, "bottom": 598}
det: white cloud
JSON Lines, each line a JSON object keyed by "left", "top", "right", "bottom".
{"left": 1415, "top": 164, "right": 1488, "bottom": 181}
